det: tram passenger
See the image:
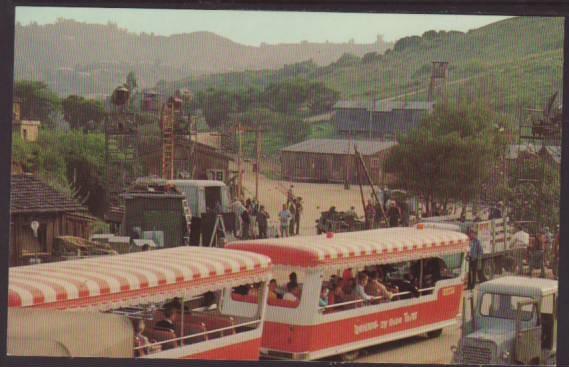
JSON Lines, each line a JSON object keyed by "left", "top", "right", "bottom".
{"left": 155, "top": 307, "right": 178, "bottom": 334}
{"left": 283, "top": 283, "right": 300, "bottom": 301}
{"left": 202, "top": 291, "right": 217, "bottom": 310}
{"left": 319, "top": 288, "right": 329, "bottom": 307}
{"left": 133, "top": 319, "right": 155, "bottom": 356}
{"left": 268, "top": 279, "right": 280, "bottom": 300}
{"left": 355, "top": 273, "right": 374, "bottom": 302}
{"left": 287, "top": 272, "right": 298, "bottom": 290}
{"left": 366, "top": 271, "right": 393, "bottom": 302}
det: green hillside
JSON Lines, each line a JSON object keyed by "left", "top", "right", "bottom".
{"left": 163, "top": 17, "right": 563, "bottom": 114}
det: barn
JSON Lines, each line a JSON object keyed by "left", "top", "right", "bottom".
{"left": 280, "top": 138, "right": 397, "bottom": 185}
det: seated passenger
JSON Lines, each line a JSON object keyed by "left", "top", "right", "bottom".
{"left": 342, "top": 277, "right": 357, "bottom": 298}
{"left": 286, "top": 272, "right": 298, "bottom": 290}
{"left": 154, "top": 307, "right": 178, "bottom": 334}
{"left": 319, "top": 288, "right": 329, "bottom": 307}
{"left": 366, "top": 271, "right": 393, "bottom": 301}
{"left": 342, "top": 268, "right": 354, "bottom": 282}
{"left": 355, "top": 273, "right": 374, "bottom": 302}
{"left": 202, "top": 291, "right": 217, "bottom": 310}
{"left": 133, "top": 319, "right": 155, "bottom": 356}
{"left": 268, "top": 279, "right": 280, "bottom": 300}
{"left": 332, "top": 282, "right": 346, "bottom": 305}
{"left": 283, "top": 282, "right": 301, "bottom": 302}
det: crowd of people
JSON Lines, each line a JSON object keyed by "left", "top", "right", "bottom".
{"left": 230, "top": 185, "right": 303, "bottom": 239}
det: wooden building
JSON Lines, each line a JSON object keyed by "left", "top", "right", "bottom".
{"left": 280, "top": 139, "right": 397, "bottom": 185}
{"left": 140, "top": 138, "right": 234, "bottom": 182}
{"left": 333, "top": 100, "right": 433, "bottom": 139}
{"left": 9, "top": 174, "right": 95, "bottom": 266}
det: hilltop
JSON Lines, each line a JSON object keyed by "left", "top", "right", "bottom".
{"left": 14, "top": 19, "right": 391, "bottom": 97}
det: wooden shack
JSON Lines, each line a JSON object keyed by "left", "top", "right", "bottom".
{"left": 280, "top": 138, "right": 397, "bottom": 185}
{"left": 140, "top": 138, "right": 233, "bottom": 182}
{"left": 9, "top": 174, "right": 94, "bottom": 266}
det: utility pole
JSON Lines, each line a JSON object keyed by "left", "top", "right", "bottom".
{"left": 255, "top": 126, "right": 261, "bottom": 201}
{"left": 237, "top": 123, "right": 243, "bottom": 200}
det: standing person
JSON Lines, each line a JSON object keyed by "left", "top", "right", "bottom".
{"left": 294, "top": 197, "right": 303, "bottom": 235}
{"left": 231, "top": 198, "right": 245, "bottom": 238}
{"left": 365, "top": 200, "right": 376, "bottom": 229}
{"left": 288, "top": 201, "right": 296, "bottom": 236}
{"left": 387, "top": 201, "right": 401, "bottom": 227}
{"left": 467, "top": 228, "right": 483, "bottom": 290}
{"left": 530, "top": 232, "right": 546, "bottom": 278}
{"left": 279, "top": 204, "right": 292, "bottom": 237}
{"left": 256, "top": 205, "right": 269, "bottom": 239}
{"left": 241, "top": 205, "right": 251, "bottom": 240}
{"left": 287, "top": 185, "right": 295, "bottom": 205}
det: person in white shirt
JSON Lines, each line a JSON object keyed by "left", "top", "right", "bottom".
{"left": 355, "top": 273, "right": 374, "bottom": 302}
{"left": 283, "top": 283, "right": 300, "bottom": 301}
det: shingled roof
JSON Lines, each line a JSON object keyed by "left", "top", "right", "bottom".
{"left": 10, "top": 174, "right": 87, "bottom": 214}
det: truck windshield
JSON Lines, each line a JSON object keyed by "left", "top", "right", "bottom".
{"left": 480, "top": 293, "right": 535, "bottom": 321}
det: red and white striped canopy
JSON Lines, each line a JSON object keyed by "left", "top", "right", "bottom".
{"left": 9, "top": 247, "right": 271, "bottom": 310}
{"left": 227, "top": 227, "right": 469, "bottom": 270}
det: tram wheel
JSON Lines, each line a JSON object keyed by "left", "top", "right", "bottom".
{"left": 341, "top": 350, "right": 360, "bottom": 361}
{"left": 427, "top": 329, "right": 443, "bottom": 338}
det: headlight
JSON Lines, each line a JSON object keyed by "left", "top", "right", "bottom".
{"left": 502, "top": 351, "right": 510, "bottom": 360}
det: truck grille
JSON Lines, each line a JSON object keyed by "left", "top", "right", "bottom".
{"left": 462, "top": 343, "right": 493, "bottom": 364}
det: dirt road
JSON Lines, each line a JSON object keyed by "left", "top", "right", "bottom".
{"left": 239, "top": 161, "right": 376, "bottom": 235}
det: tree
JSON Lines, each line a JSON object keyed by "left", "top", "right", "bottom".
{"left": 384, "top": 101, "right": 509, "bottom": 215}
{"left": 62, "top": 95, "right": 106, "bottom": 131}
{"left": 199, "top": 89, "right": 238, "bottom": 129}
{"left": 13, "top": 80, "right": 61, "bottom": 126}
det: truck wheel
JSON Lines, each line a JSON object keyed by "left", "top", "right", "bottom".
{"left": 427, "top": 329, "right": 443, "bottom": 338}
{"left": 480, "top": 259, "right": 494, "bottom": 282}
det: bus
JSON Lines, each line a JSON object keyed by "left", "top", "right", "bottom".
{"left": 225, "top": 227, "right": 469, "bottom": 360}
{"left": 8, "top": 246, "right": 272, "bottom": 360}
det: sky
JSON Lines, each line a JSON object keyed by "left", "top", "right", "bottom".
{"left": 16, "top": 7, "right": 512, "bottom": 46}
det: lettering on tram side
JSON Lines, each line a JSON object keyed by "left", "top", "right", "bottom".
{"left": 354, "top": 312, "right": 418, "bottom": 336}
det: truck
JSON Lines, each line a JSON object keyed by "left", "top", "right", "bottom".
{"left": 451, "top": 276, "right": 557, "bottom": 365}
{"left": 419, "top": 217, "right": 528, "bottom": 281}
{"left": 168, "top": 179, "right": 235, "bottom": 246}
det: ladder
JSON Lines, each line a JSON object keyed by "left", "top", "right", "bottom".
{"left": 208, "top": 215, "right": 227, "bottom": 248}
{"left": 181, "top": 199, "right": 192, "bottom": 243}
{"left": 161, "top": 103, "right": 175, "bottom": 179}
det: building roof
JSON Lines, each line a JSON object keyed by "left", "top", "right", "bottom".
{"left": 543, "top": 145, "right": 561, "bottom": 164}
{"left": 10, "top": 174, "right": 87, "bottom": 215}
{"left": 480, "top": 276, "right": 557, "bottom": 298}
{"left": 227, "top": 227, "right": 468, "bottom": 270}
{"left": 169, "top": 179, "right": 227, "bottom": 188}
{"left": 334, "top": 99, "right": 434, "bottom": 112}
{"left": 8, "top": 246, "right": 272, "bottom": 310}
{"left": 281, "top": 139, "right": 397, "bottom": 156}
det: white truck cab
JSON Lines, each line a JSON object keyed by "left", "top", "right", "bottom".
{"left": 452, "top": 276, "right": 557, "bottom": 365}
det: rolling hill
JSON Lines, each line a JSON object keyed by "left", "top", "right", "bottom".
{"left": 162, "top": 16, "right": 563, "bottom": 114}
{"left": 14, "top": 19, "right": 391, "bottom": 97}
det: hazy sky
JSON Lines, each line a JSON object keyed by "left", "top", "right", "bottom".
{"left": 16, "top": 7, "right": 512, "bottom": 46}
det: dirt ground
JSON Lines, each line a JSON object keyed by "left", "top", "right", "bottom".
{"left": 238, "top": 161, "right": 376, "bottom": 235}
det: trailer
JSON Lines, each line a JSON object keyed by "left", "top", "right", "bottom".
{"left": 419, "top": 217, "right": 528, "bottom": 281}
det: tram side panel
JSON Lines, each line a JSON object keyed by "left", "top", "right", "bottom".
{"left": 261, "top": 276, "right": 464, "bottom": 360}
